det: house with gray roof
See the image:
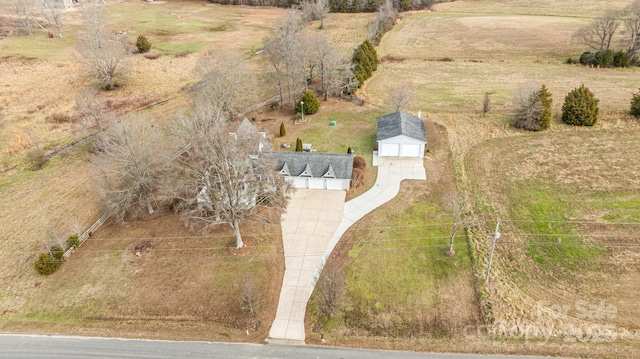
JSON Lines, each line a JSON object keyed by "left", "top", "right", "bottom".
{"left": 271, "top": 152, "right": 354, "bottom": 190}
{"left": 377, "top": 112, "right": 426, "bottom": 158}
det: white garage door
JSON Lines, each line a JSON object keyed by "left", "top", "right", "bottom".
{"left": 401, "top": 144, "right": 421, "bottom": 157}
{"left": 380, "top": 143, "right": 400, "bottom": 157}
{"left": 308, "top": 178, "right": 325, "bottom": 189}
{"left": 291, "top": 177, "right": 308, "bottom": 188}
{"left": 326, "top": 179, "right": 344, "bottom": 190}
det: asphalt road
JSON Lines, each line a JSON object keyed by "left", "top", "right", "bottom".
{"left": 0, "top": 334, "right": 551, "bottom": 359}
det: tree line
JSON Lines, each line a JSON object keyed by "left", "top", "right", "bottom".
{"left": 206, "top": 0, "right": 437, "bottom": 13}
{"left": 572, "top": 0, "right": 640, "bottom": 66}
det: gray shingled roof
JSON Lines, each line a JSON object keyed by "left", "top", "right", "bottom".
{"left": 377, "top": 112, "right": 426, "bottom": 142}
{"left": 271, "top": 152, "right": 354, "bottom": 180}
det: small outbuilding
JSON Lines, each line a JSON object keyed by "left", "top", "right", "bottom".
{"left": 376, "top": 112, "right": 426, "bottom": 158}
{"left": 271, "top": 152, "right": 353, "bottom": 190}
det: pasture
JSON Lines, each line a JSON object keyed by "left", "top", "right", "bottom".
{"left": 356, "top": 0, "right": 640, "bottom": 354}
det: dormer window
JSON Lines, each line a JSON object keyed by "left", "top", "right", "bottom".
{"left": 299, "top": 163, "right": 313, "bottom": 177}
{"left": 280, "top": 162, "right": 291, "bottom": 176}
{"left": 322, "top": 164, "right": 336, "bottom": 178}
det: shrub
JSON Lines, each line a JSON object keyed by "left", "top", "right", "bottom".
{"left": 347, "top": 147, "right": 352, "bottom": 154}
{"left": 512, "top": 83, "right": 552, "bottom": 131}
{"left": 561, "top": 84, "right": 599, "bottom": 126}
{"left": 270, "top": 101, "right": 279, "bottom": 111}
{"left": 353, "top": 155, "right": 367, "bottom": 170}
{"left": 613, "top": 50, "right": 630, "bottom": 68}
{"left": 295, "top": 137, "right": 303, "bottom": 152}
{"left": 351, "top": 168, "right": 364, "bottom": 188}
{"left": 352, "top": 40, "right": 378, "bottom": 87}
{"left": 295, "top": 91, "right": 320, "bottom": 115}
{"left": 34, "top": 245, "right": 65, "bottom": 275}
{"left": 66, "top": 235, "right": 80, "bottom": 250}
{"left": 630, "top": 89, "right": 640, "bottom": 118}
{"left": 136, "top": 35, "right": 152, "bottom": 53}
{"left": 279, "top": 122, "right": 286, "bottom": 137}
{"left": 143, "top": 51, "right": 161, "bottom": 60}
{"left": 594, "top": 50, "right": 614, "bottom": 68}
{"left": 579, "top": 51, "right": 594, "bottom": 66}
{"left": 27, "top": 148, "right": 48, "bottom": 171}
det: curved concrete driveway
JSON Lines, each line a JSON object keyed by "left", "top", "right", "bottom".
{"left": 269, "top": 154, "right": 426, "bottom": 343}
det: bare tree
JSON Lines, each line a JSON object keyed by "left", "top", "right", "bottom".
{"left": 193, "top": 50, "right": 255, "bottom": 119}
{"left": 573, "top": 10, "right": 620, "bottom": 52}
{"left": 41, "top": 0, "right": 63, "bottom": 38}
{"left": 368, "top": 0, "right": 396, "bottom": 45}
{"left": 276, "top": 8, "right": 307, "bottom": 104}
{"left": 171, "top": 110, "right": 290, "bottom": 249}
{"left": 623, "top": 0, "right": 640, "bottom": 63}
{"left": 240, "top": 275, "right": 260, "bottom": 313}
{"left": 315, "top": 0, "right": 330, "bottom": 29}
{"left": 263, "top": 37, "right": 287, "bottom": 107}
{"left": 78, "top": 0, "right": 129, "bottom": 89}
{"left": 10, "top": 0, "right": 36, "bottom": 35}
{"left": 92, "top": 117, "right": 171, "bottom": 223}
{"left": 308, "top": 35, "right": 349, "bottom": 100}
{"left": 387, "top": 82, "right": 414, "bottom": 112}
{"left": 76, "top": 87, "right": 113, "bottom": 131}
{"left": 443, "top": 191, "right": 471, "bottom": 256}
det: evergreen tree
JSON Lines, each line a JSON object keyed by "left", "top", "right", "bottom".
{"left": 538, "top": 85, "right": 553, "bottom": 130}
{"left": 136, "top": 35, "right": 152, "bottom": 53}
{"left": 630, "top": 89, "right": 640, "bottom": 118}
{"left": 279, "top": 122, "right": 286, "bottom": 137}
{"left": 295, "top": 137, "right": 303, "bottom": 152}
{"left": 562, "top": 84, "right": 599, "bottom": 126}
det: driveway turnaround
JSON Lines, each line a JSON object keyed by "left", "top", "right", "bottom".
{"left": 269, "top": 154, "right": 426, "bottom": 343}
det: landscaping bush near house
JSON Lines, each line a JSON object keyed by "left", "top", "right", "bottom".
{"left": 561, "top": 84, "right": 599, "bottom": 126}
{"left": 631, "top": 89, "right": 640, "bottom": 118}
{"left": 34, "top": 245, "right": 65, "bottom": 275}
{"left": 351, "top": 168, "right": 364, "bottom": 188}
{"left": 279, "top": 122, "right": 286, "bottom": 137}
{"left": 353, "top": 155, "right": 366, "bottom": 170}
{"left": 136, "top": 35, "right": 152, "bottom": 53}
{"left": 295, "top": 91, "right": 320, "bottom": 115}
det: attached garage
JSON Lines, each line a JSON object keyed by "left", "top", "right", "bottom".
{"left": 308, "top": 178, "right": 325, "bottom": 189}
{"left": 377, "top": 112, "right": 427, "bottom": 158}
{"left": 272, "top": 152, "right": 354, "bottom": 191}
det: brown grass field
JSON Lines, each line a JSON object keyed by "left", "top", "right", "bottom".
{"left": 0, "top": 0, "right": 373, "bottom": 343}
{"left": 360, "top": 0, "right": 640, "bottom": 355}
{"left": 2, "top": 0, "right": 640, "bottom": 355}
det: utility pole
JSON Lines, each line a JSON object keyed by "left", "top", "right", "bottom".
{"left": 484, "top": 219, "right": 500, "bottom": 284}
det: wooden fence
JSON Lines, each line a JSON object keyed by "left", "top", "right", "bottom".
{"left": 63, "top": 209, "right": 112, "bottom": 260}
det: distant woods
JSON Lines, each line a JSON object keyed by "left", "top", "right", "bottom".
{"left": 205, "top": 0, "right": 437, "bottom": 13}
